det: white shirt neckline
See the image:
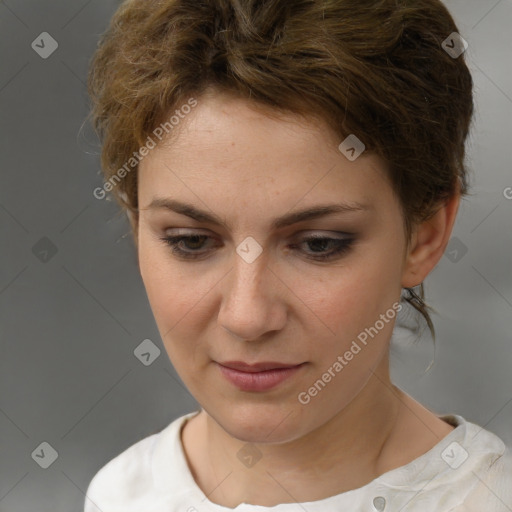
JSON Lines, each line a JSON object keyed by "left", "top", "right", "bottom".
{"left": 150, "top": 410, "right": 507, "bottom": 511}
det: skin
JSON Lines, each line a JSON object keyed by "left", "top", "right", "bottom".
{"left": 134, "top": 89, "right": 459, "bottom": 507}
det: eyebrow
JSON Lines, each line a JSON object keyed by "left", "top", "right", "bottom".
{"left": 145, "top": 197, "right": 370, "bottom": 230}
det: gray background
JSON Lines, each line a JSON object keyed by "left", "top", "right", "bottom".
{"left": 0, "top": 1, "right": 511, "bottom": 511}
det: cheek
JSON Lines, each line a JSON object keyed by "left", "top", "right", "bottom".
{"left": 138, "top": 251, "right": 202, "bottom": 380}
{"left": 139, "top": 240, "right": 194, "bottom": 332}
{"left": 303, "top": 249, "right": 403, "bottom": 360}
{"left": 138, "top": 238, "right": 217, "bottom": 365}
{"left": 299, "top": 266, "right": 401, "bottom": 407}
{"left": 310, "top": 263, "right": 400, "bottom": 329}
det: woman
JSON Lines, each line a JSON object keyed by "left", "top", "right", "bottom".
{"left": 84, "top": 0, "right": 512, "bottom": 510}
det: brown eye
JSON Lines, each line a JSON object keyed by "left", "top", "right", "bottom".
{"left": 160, "top": 234, "right": 214, "bottom": 259}
{"left": 290, "top": 235, "right": 355, "bottom": 261}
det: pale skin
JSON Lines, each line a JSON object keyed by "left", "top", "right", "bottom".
{"left": 133, "top": 89, "right": 459, "bottom": 508}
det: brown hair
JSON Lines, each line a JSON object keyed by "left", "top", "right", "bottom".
{"left": 87, "top": 0, "right": 474, "bottom": 343}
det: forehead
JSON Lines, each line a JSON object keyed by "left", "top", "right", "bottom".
{"left": 138, "top": 93, "right": 395, "bottom": 220}
{"left": 151, "top": 92, "right": 341, "bottom": 166}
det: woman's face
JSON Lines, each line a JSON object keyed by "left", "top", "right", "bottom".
{"left": 137, "top": 92, "right": 410, "bottom": 443}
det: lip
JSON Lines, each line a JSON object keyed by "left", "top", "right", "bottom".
{"left": 218, "top": 361, "right": 303, "bottom": 372}
{"left": 215, "top": 361, "right": 306, "bottom": 392}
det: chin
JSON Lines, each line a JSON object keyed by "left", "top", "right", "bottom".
{"left": 206, "top": 400, "right": 307, "bottom": 444}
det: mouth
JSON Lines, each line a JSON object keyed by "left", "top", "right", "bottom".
{"left": 217, "top": 360, "right": 305, "bottom": 372}
{"left": 215, "top": 361, "right": 307, "bottom": 392}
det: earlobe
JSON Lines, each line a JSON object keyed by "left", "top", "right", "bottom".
{"left": 401, "top": 194, "right": 460, "bottom": 288}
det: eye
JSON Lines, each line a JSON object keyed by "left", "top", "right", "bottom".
{"left": 159, "top": 232, "right": 355, "bottom": 261}
{"left": 160, "top": 234, "right": 214, "bottom": 260}
{"left": 289, "top": 234, "right": 355, "bottom": 261}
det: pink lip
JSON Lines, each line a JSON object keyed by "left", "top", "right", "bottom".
{"left": 219, "top": 360, "right": 303, "bottom": 372}
{"left": 216, "top": 361, "right": 306, "bottom": 391}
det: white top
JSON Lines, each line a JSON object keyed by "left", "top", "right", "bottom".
{"left": 84, "top": 410, "right": 512, "bottom": 511}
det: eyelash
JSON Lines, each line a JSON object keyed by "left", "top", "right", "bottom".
{"left": 159, "top": 233, "right": 355, "bottom": 262}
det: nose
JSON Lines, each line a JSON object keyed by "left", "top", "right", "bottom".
{"left": 218, "top": 251, "right": 287, "bottom": 341}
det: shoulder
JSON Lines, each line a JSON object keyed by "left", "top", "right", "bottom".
{"left": 449, "top": 428, "right": 512, "bottom": 512}
{"left": 83, "top": 413, "right": 194, "bottom": 512}
{"left": 460, "top": 445, "right": 512, "bottom": 511}
{"left": 84, "top": 431, "right": 159, "bottom": 512}
{"left": 401, "top": 414, "right": 512, "bottom": 511}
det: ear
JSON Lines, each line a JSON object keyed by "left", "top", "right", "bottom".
{"left": 401, "top": 193, "right": 460, "bottom": 288}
